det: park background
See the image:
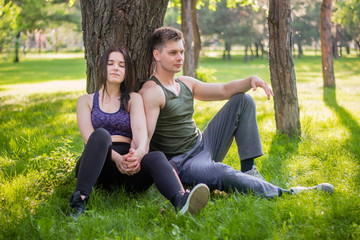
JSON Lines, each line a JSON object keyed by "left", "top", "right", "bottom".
{"left": 1, "top": 0, "right": 360, "bottom": 239}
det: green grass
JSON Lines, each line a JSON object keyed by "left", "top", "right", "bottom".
{"left": 1, "top": 53, "right": 360, "bottom": 239}
{"left": 0, "top": 53, "right": 86, "bottom": 85}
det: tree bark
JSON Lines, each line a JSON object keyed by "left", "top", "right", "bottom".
{"left": 80, "top": 0, "right": 169, "bottom": 93}
{"left": 320, "top": 0, "right": 335, "bottom": 88}
{"left": 191, "top": 0, "right": 201, "bottom": 71}
{"left": 268, "top": 0, "right": 301, "bottom": 136}
{"left": 181, "top": 0, "right": 195, "bottom": 77}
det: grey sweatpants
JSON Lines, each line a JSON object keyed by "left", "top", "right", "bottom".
{"left": 170, "top": 93, "right": 280, "bottom": 198}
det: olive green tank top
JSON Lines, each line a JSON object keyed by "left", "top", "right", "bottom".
{"left": 147, "top": 76, "right": 198, "bottom": 159}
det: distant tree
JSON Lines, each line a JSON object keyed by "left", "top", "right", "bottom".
{"left": 292, "top": 0, "right": 321, "bottom": 58}
{"left": 198, "top": 1, "right": 265, "bottom": 62}
{"left": 0, "top": 0, "right": 21, "bottom": 53}
{"left": 334, "top": 0, "right": 360, "bottom": 52}
{"left": 191, "top": 0, "right": 201, "bottom": 70}
{"left": 163, "top": 4, "right": 181, "bottom": 28}
{"left": 320, "top": 0, "right": 335, "bottom": 87}
{"left": 80, "top": 0, "right": 169, "bottom": 93}
{"left": 8, "top": 0, "right": 47, "bottom": 62}
{"left": 45, "top": 1, "right": 81, "bottom": 53}
{"left": 181, "top": 0, "right": 195, "bottom": 77}
{"left": 268, "top": 0, "right": 301, "bottom": 136}
{"left": 169, "top": 0, "right": 201, "bottom": 77}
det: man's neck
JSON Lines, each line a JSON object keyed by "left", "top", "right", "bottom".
{"left": 154, "top": 68, "right": 177, "bottom": 85}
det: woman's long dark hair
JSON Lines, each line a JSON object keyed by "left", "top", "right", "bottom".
{"left": 97, "top": 46, "right": 136, "bottom": 111}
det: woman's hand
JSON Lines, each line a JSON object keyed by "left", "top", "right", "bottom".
{"left": 122, "top": 148, "right": 143, "bottom": 175}
{"left": 112, "top": 150, "right": 139, "bottom": 175}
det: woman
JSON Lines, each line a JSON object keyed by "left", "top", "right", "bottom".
{"left": 68, "top": 46, "right": 209, "bottom": 217}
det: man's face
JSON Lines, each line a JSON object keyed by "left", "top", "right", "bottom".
{"left": 154, "top": 40, "right": 184, "bottom": 73}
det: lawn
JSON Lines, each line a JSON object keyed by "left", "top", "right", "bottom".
{"left": 1, "top": 52, "right": 360, "bottom": 239}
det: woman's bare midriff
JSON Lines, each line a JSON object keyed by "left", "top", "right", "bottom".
{"left": 111, "top": 135, "right": 131, "bottom": 143}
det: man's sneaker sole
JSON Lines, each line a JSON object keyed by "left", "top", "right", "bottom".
{"left": 315, "top": 183, "right": 334, "bottom": 194}
{"left": 290, "top": 183, "right": 334, "bottom": 195}
{"left": 179, "top": 183, "right": 210, "bottom": 215}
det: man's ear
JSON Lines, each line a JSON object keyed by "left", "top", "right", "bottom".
{"left": 153, "top": 49, "right": 160, "bottom": 62}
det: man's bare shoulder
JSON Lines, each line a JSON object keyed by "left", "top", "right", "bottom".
{"left": 177, "top": 76, "right": 202, "bottom": 92}
{"left": 140, "top": 80, "right": 165, "bottom": 107}
{"left": 140, "top": 80, "right": 163, "bottom": 96}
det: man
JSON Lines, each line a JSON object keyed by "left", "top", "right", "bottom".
{"left": 140, "top": 27, "right": 333, "bottom": 198}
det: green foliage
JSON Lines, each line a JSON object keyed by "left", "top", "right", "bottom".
{"left": 0, "top": 0, "right": 21, "bottom": 49}
{"left": 1, "top": 53, "right": 360, "bottom": 239}
{"left": 195, "top": 66, "right": 217, "bottom": 82}
{"left": 334, "top": 0, "right": 360, "bottom": 41}
{"left": 198, "top": 1, "right": 267, "bottom": 55}
{"left": 0, "top": 0, "right": 81, "bottom": 62}
{"left": 292, "top": 0, "right": 321, "bottom": 49}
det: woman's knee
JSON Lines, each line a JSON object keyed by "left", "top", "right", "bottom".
{"left": 141, "top": 151, "right": 168, "bottom": 167}
{"left": 88, "top": 128, "right": 112, "bottom": 146}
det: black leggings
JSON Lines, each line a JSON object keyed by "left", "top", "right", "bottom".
{"left": 75, "top": 128, "right": 184, "bottom": 205}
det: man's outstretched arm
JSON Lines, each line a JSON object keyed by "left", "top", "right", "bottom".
{"left": 179, "top": 75, "right": 273, "bottom": 101}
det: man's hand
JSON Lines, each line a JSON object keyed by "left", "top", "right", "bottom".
{"left": 250, "top": 76, "right": 274, "bottom": 100}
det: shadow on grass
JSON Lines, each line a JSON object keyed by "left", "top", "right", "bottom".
{"left": 0, "top": 92, "right": 82, "bottom": 180}
{"left": 323, "top": 87, "right": 360, "bottom": 160}
{"left": 323, "top": 87, "right": 360, "bottom": 180}
{"left": 254, "top": 103, "right": 300, "bottom": 187}
{"left": 260, "top": 133, "right": 301, "bottom": 187}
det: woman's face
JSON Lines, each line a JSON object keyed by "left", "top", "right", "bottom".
{"left": 107, "top": 51, "right": 126, "bottom": 84}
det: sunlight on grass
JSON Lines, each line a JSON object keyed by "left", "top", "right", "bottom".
{"left": 0, "top": 56, "right": 86, "bottom": 85}
{"left": 23, "top": 53, "right": 85, "bottom": 59}
{"left": 1, "top": 53, "right": 360, "bottom": 239}
{"left": 0, "top": 80, "right": 86, "bottom": 106}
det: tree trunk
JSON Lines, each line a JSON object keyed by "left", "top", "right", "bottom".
{"left": 297, "top": 41, "right": 303, "bottom": 58}
{"left": 181, "top": 0, "right": 195, "bottom": 77}
{"left": 356, "top": 39, "right": 360, "bottom": 52}
{"left": 260, "top": 42, "right": 264, "bottom": 58}
{"left": 14, "top": 31, "right": 20, "bottom": 63}
{"left": 80, "top": 0, "right": 169, "bottom": 93}
{"left": 255, "top": 42, "right": 259, "bottom": 58}
{"left": 38, "top": 31, "right": 42, "bottom": 54}
{"left": 244, "top": 45, "right": 248, "bottom": 63}
{"left": 268, "top": 0, "right": 301, "bottom": 136}
{"left": 320, "top": 0, "right": 335, "bottom": 88}
{"left": 250, "top": 45, "right": 254, "bottom": 60}
{"left": 191, "top": 0, "right": 201, "bottom": 71}
{"left": 222, "top": 41, "right": 231, "bottom": 60}
{"left": 55, "top": 28, "right": 59, "bottom": 53}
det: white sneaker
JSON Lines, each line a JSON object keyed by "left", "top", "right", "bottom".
{"left": 314, "top": 183, "right": 335, "bottom": 193}
{"left": 244, "top": 165, "right": 266, "bottom": 181}
{"left": 179, "top": 183, "right": 210, "bottom": 215}
{"left": 290, "top": 183, "right": 334, "bottom": 195}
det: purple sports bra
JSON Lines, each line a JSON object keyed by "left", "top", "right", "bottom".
{"left": 91, "top": 91, "right": 132, "bottom": 138}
